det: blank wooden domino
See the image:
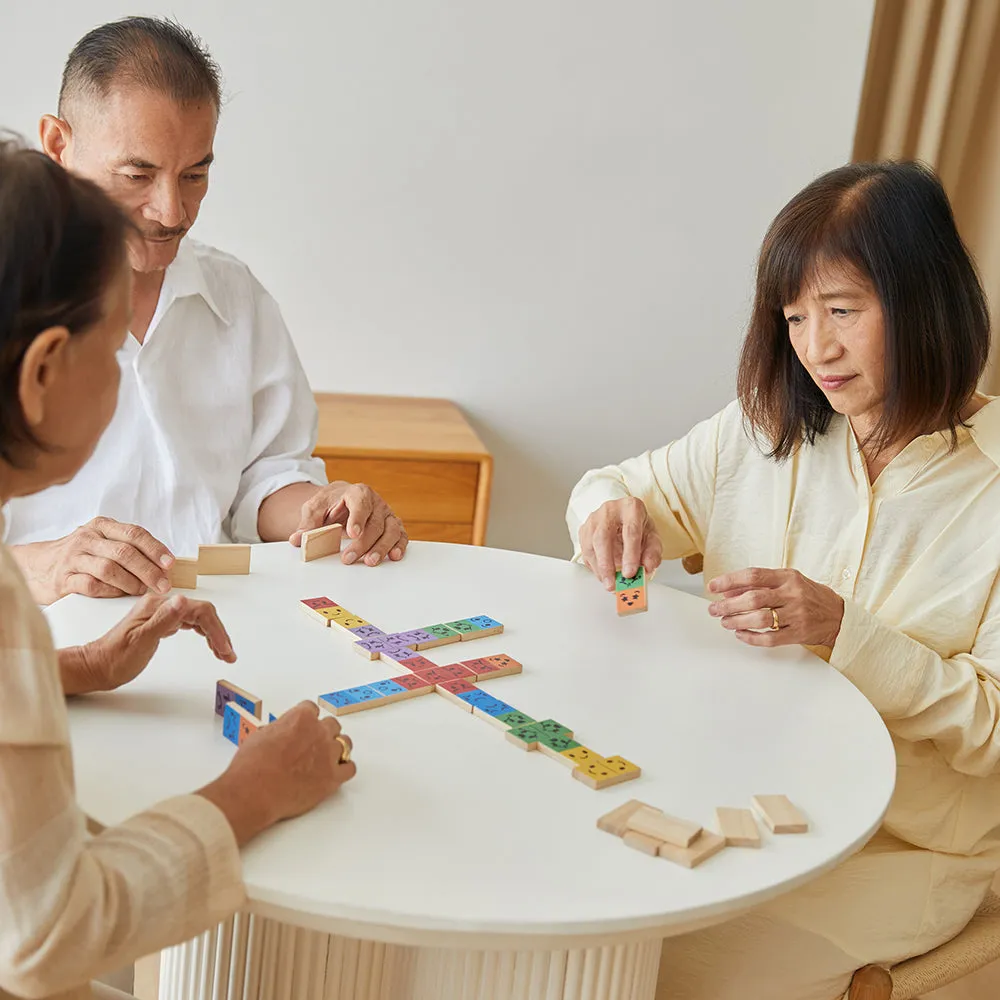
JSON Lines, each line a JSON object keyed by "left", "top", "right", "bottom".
{"left": 597, "top": 799, "right": 654, "bottom": 837}
{"left": 301, "top": 523, "right": 344, "bottom": 562}
{"left": 751, "top": 795, "right": 809, "bottom": 833}
{"left": 622, "top": 830, "right": 662, "bottom": 856}
{"left": 198, "top": 544, "right": 251, "bottom": 575}
{"left": 657, "top": 830, "right": 727, "bottom": 869}
{"left": 625, "top": 806, "right": 701, "bottom": 848}
{"left": 215, "top": 679, "right": 262, "bottom": 719}
{"left": 715, "top": 807, "right": 761, "bottom": 847}
{"left": 168, "top": 557, "right": 198, "bottom": 590}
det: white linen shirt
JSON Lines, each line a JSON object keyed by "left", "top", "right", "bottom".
{"left": 3, "top": 239, "right": 326, "bottom": 553}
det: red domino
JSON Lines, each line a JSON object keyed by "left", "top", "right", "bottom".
{"left": 412, "top": 663, "right": 477, "bottom": 684}
{"left": 390, "top": 673, "right": 434, "bottom": 692}
{"left": 302, "top": 596, "right": 336, "bottom": 609}
{"left": 397, "top": 655, "right": 439, "bottom": 673}
{"left": 437, "top": 677, "right": 478, "bottom": 695}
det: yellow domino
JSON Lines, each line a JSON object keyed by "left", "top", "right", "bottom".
{"left": 559, "top": 745, "right": 601, "bottom": 769}
{"left": 603, "top": 755, "right": 642, "bottom": 779}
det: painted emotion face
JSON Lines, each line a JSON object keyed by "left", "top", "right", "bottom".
{"left": 618, "top": 589, "right": 643, "bottom": 608}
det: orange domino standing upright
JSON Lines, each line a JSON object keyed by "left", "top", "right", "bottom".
{"left": 615, "top": 567, "right": 647, "bottom": 616}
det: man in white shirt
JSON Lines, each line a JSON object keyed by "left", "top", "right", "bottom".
{"left": 7, "top": 17, "right": 407, "bottom": 605}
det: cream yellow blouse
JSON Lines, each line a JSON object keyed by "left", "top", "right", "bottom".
{"left": 568, "top": 398, "right": 1000, "bottom": 862}
{"left": 0, "top": 518, "right": 245, "bottom": 1000}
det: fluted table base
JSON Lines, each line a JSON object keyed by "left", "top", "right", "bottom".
{"left": 157, "top": 914, "right": 662, "bottom": 1000}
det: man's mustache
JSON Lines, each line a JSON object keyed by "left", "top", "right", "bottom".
{"left": 136, "top": 226, "right": 187, "bottom": 241}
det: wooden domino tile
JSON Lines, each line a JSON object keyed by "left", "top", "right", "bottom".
{"left": 597, "top": 799, "right": 652, "bottom": 837}
{"left": 657, "top": 830, "right": 727, "bottom": 869}
{"left": 382, "top": 647, "right": 422, "bottom": 665}
{"left": 715, "top": 807, "right": 761, "bottom": 848}
{"left": 318, "top": 685, "right": 384, "bottom": 716}
{"left": 461, "top": 654, "right": 522, "bottom": 681}
{"left": 434, "top": 678, "right": 479, "bottom": 712}
{"left": 537, "top": 736, "right": 583, "bottom": 764}
{"left": 413, "top": 624, "right": 463, "bottom": 649}
{"left": 505, "top": 723, "right": 544, "bottom": 750}
{"left": 389, "top": 674, "right": 435, "bottom": 693}
{"left": 615, "top": 568, "right": 647, "bottom": 616}
{"left": 572, "top": 758, "right": 640, "bottom": 790}
{"left": 555, "top": 744, "right": 600, "bottom": 770}
{"left": 383, "top": 630, "right": 437, "bottom": 648}
{"left": 215, "top": 679, "right": 262, "bottom": 719}
{"left": 301, "top": 523, "right": 343, "bottom": 562}
{"left": 534, "top": 719, "right": 574, "bottom": 739}
{"left": 622, "top": 830, "right": 662, "bottom": 856}
{"left": 300, "top": 597, "right": 338, "bottom": 625}
{"left": 366, "top": 678, "right": 431, "bottom": 706}
{"left": 466, "top": 615, "right": 504, "bottom": 637}
{"left": 625, "top": 806, "right": 701, "bottom": 848}
{"left": 222, "top": 702, "right": 265, "bottom": 746}
{"left": 412, "top": 663, "right": 476, "bottom": 684}
{"left": 443, "top": 619, "right": 483, "bottom": 639}
{"left": 198, "top": 544, "right": 250, "bottom": 575}
{"left": 751, "top": 795, "right": 809, "bottom": 834}
{"left": 496, "top": 710, "right": 535, "bottom": 729}
{"left": 328, "top": 613, "right": 371, "bottom": 634}
{"left": 168, "top": 557, "right": 198, "bottom": 590}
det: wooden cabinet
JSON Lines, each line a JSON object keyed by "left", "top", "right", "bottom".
{"left": 313, "top": 393, "right": 493, "bottom": 545}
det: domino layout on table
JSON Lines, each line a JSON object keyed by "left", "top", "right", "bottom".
{"left": 303, "top": 597, "right": 640, "bottom": 790}
{"left": 615, "top": 567, "right": 647, "bottom": 616}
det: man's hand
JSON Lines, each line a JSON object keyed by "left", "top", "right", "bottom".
{"left": 707, "top": 567, "right": 845, "bottom": 648}
{"left": 62, "top": 593, "right": 236, "bottom": 696}
{"left": 13, "top": 516, "right": 174, "bottom": 605}
{"left": 578, "top": 498, "right": 664, "bottom": 590}
{"left": 289, "top": 482, "right": 408, "bottom": 566}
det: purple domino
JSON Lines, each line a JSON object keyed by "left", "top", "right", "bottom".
{"left": 385, "top": 630, "right": 436, "bottom": 646}
{"left": 381, "top": 646, "right": 419, "bottom": 664}
{"left": 348, "top": 625, "right": 385, "bottom": 639}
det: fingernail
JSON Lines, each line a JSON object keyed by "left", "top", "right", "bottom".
{"left": 156, "top": 580, "right": 170, "bottom": 594}
{"left": 390, "top": 548, "right": 401, "bottom": 560}
{"left": 350, "top": 525, "right": 362, "bottom": 538}
{"left": 160, "top": 554, "right": 173, "bottom": 567}
{"left": 366, "top": 553, "right": 381, "bottom": 566}
{"left": 343, "top": 551, "right": 358, "bottom": 565}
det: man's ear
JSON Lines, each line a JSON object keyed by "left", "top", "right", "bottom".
{"left": 19, "top": 327, "right": 71, "bottom": 428}
{"left": 39, "top": 114, "right": 72, "bottom": 166}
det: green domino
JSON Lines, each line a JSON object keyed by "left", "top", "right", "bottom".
{"left": 424, "top": 623, "right": 461, "bottom": 639}
{"left": 534, "top": 718, "right": 573, "bottom": 738}
{"left": 497, "top": 711, "right": 535, "bottom": 728}
{"left": 507, "top": 723, "right": 545, "bottom": 746}
{"left": 615, "top": 566, "right": 646, "bottom": 591}
{"left": 538, "top": 734, "right": 581, "bottom": 753}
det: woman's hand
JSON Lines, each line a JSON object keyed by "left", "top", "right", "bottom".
{"left": 578, "top": 498, "right": 663, "bottom": 589}
{"left": 707, "top": 567, "right": 844, "bottom": 647}
{"left": 67, "top": 593, "right": 236, "bottom": 695}
{"left": 197, "top": 701, "right": 357, "bottom": 846}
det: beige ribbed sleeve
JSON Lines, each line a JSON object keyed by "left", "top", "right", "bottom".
{"left": 0, "top": 535, "right": 245, "bottom": 1000}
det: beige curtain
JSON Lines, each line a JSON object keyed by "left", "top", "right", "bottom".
{"left": 853, "top": 0, "right": 1000, "bottom": 392}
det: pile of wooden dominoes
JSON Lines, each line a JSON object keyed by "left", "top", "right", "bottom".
{"left": 598, "top": 795, "right": 808, "bottom": 869}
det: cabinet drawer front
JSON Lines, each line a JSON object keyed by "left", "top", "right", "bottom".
{"left": 404, "top": 522, "right": 474, "bottom": 544}
{"left": 318, "top": 458, "right": 478, "bottom": 523}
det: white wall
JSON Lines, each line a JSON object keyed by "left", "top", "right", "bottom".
{"left": 2, "top": 1, "right": 875, "bottom": 558}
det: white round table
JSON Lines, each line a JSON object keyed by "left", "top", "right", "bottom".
{"left": 48, "top": 542, "right": 896, "bottom": 1000}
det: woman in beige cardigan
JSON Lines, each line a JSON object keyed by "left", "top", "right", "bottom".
{"left": 569, "top": 162, "right": 1000, "bottom": 999}
{"left": 0, "top": 140, "right": 357, "bottom": 1000}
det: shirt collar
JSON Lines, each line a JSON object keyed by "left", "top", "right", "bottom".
{"left": 968, "top": 396, "right": 1000, "bottom": 469}
{"left": 159, "top": 238, "right": 230, "bottom": 325}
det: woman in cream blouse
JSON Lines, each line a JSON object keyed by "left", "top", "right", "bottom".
{"left": 568, "top": 161, "right": 1000, "bottom": 999}
{"left": 0, "top": 141, "right": 357, "bottom": 999}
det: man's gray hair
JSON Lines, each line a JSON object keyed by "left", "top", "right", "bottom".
{"left": 58, "top": 16, "right": 222, "bottom": 116}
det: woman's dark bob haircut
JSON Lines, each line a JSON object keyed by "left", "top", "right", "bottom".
{"left": 0, "top": 136, "right": 129, "bottom": 468}
{"left": 737, "top": 161, "right": 990, "bottom": 460}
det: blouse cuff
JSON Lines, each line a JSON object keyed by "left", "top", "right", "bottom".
{"left": 829, "top": 598, "right": 924, "bottom": 719}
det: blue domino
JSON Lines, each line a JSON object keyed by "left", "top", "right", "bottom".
{"left": 222, "top": 702, "right": 241, "bottom": 745}
{"left": 319, "top": 687, "right": 368, "bottom": 709}
{"left": 343, "top": 684, "right": 382, "bottom": 703}
{"left": 457, "top": 689, "right": 516, "bottom": 716}
{"left": 268, "top": 712, "right": 277, "bottom": 723}
{"left": 368, "top": 678, "right": 408, "bottom": 697}
{"left": 468, "top": 615, "right": 502, "bottom": 629}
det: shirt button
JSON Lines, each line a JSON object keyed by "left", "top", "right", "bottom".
{"left": 842, "top": 569, "right": 852, "bottom": 581}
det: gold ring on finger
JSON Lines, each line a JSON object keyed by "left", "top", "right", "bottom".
{"left": 767, "top": 607, "right": 780, "bottom": 631}
{"left": 335, "top": 735, "right": 352, "bottom": 763}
